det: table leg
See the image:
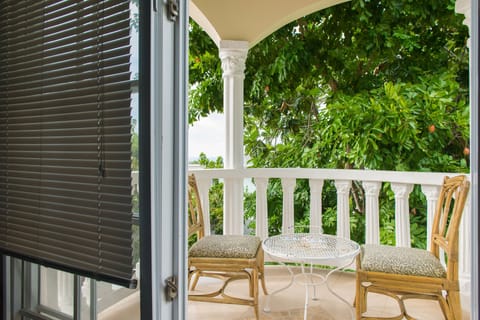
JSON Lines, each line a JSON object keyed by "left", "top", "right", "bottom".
{"left": 299, "top": 258, "right": 356, "bottom": 320}
{"left": 264, "top": 256, "right": 356, "bottom": 320}
{"left": 324, "top": 256, "right": 357, "bottom": 320}
{"left": 310, "top": 264, "right": 319, "bottom": 301}
{"left": 304, "top": 278, "right": 309, "bottom": 320}
{"left": 263, "top": 261, "right": 295, "bottom": 313}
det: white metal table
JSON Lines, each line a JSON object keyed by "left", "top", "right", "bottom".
{"left": 262, "top": 233, "right": 360, "bottom": 320}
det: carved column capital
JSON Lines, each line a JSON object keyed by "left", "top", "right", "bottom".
{"left": 309, "top": 179, "right": 324, "bottom": 193}
{"left": 421, "top": 185, "right": 441, "bottom": 201}
{"left": 335, "top": 180, "right": 352, "bottom": 194}
{"left": 391, "top": 183, "right": 413, "bottom": 198}
{"left": 219, "top": 40, "right": 248, "bottom": 77}
{"left": 281, "top": 178, "right": 297, "bottom": 192}
{"left": 362, "top": 181, "right": 382, "bottom": 196}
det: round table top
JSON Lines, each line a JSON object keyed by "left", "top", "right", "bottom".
{"left": 262, "top": 233, "right": 360, "bottom": 264}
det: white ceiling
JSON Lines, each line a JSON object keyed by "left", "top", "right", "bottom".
{"left": 190, "top": 0, "right": 349, "bottom": 48}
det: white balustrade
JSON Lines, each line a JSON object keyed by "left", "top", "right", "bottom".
{"left": 254, "top": 177, "right": 269, "bottom": 240}
{"left": 363, "top": 181, "right": 382, "bottom": 244}
{"left": 186, "top": 168, "right": 471, "bottom": 296}
{"left": 390, "top": 183, "right": 414, "bottom": 247}
{"left": 421, "top": 185, "right": 441, "bottom": 250}
{"left": 195, "top": 176, "right": 212, "bottom": 235}
{"left": 335, "top": 180, "right": 352, "bottom": 239}
{"left": 281, "top": 178, "right": 296, "bottom": 234}
{"left": 309, "top": 179, "right": 324, "bottom": 233}
{"left": 459, "top": 192, "right": 471, "bottom": 298}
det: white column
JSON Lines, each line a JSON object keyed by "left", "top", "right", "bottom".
{"left": 254, "top": 177, "right": 269, "bottom": 239}
{"left": 196, "top": 176, "right": 213, "bottom": 235}
{"left": 391, "top": 183, "right": 413, "bottom": 247}
{"left": 281, "top": 178, "right": 296, "bottom": 233}
{"left": 421, "top": 185, "right": 441, "bottom": 250}
{"left": 362, "top": 181, "right": 382, "bottom": 244}
{"left": 219, "top": 40, "right": 249, "bottom": 235}
{"left": 309, "top": 179, "right": 324, "bottom": 233}
{"left": 335, "top": 180, "right": 351, "bottom": 239}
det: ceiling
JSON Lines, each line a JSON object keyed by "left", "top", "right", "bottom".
{"left": 190, "top": 0, "right": 349, "bottom": 48}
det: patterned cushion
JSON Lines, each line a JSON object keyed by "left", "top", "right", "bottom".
{"left": 360, "top": 244, "right": 446, "bottom": 278}
{"left": 189, "top": 235, "right": 261, "bottom": 259}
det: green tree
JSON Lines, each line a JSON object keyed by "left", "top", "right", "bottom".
{"left": 188, "top": 0, "right": 469, "bottom": 246}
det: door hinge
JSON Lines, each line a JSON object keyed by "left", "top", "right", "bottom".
{"left": 167, "top": 0, "right": 179, "bottom": 22}
{"left": 165, "top": 275, "right": 178, "bottom": 300}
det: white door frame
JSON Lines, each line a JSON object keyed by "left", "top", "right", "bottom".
{"left": 144, "top": 0, "right": 188, "bottom": 319}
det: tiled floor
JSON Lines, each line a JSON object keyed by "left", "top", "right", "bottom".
{"left": 187, "top": 266, "right": 471, "bottom": 320}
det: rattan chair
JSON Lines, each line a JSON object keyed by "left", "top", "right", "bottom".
{"left": 355, "top": 175, "right": 470, "bottom": 320}
{"left": 187, "top": 174, "right": 268, "bottom": 319}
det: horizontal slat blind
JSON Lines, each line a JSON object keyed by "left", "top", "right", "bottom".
{"left": 0, "top": 0, "right": 135, "bottom": 287}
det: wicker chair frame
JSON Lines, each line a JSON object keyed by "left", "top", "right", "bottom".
{"left": 355, "top": 175, "right": 470, "bottom": 320}
{"left": 187, "top": 174, "right": 268, "bottom": 319}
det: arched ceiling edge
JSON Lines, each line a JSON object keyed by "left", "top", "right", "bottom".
{"left": 189, "top": 0, "right": 350, "bottom": 49}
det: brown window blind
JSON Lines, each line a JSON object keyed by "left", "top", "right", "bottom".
{"left": 0, "top": 0, "right": 135, "bottom": 287}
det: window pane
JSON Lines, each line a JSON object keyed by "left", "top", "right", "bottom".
{"left": 39, "top": 267, "right": 74, "bottom": 317}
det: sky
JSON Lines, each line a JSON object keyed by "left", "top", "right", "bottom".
{"left": 188, "top": 112, "right": 225, "bottom": 161}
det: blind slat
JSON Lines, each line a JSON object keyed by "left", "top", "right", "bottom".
{"left": 0, "top": 36, "right": 130, "bottom": 74}
{"left": 0, "top": 0, "right": 134, "bottom": 287}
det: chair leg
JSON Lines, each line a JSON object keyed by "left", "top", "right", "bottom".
{"left": 355, "top": 273, "right": 369, "bottom": 319}
{"left": 248, "top": 271, "right": 254, "bottom": 297}
{"left": 252, "top": 268, "right": 259, "bottom": 319}
{"left": 361, "top": 286, "right": 367, "bottom": 313}
{"left": 190, "top": 270, "right": 201, "bottom": 290}
{"left": 355, "top": 275, "right": 364, "bottom": 320}
{"left": 447, "top": 290, "right": 462, "bottom": 320}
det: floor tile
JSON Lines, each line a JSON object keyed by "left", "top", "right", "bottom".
{"left": 187, "top": 266, "right": 471, "bottom": 320}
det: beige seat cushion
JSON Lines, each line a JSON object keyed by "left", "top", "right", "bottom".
{"left": 360, "top": 244, "right": 446, "bottom": 278}
{"left": 189, "top": 235, "right": 261, "bottom": 259}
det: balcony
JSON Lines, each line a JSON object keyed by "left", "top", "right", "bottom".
{"left": 187, "top": 167, "right": 472, "bottom": 318}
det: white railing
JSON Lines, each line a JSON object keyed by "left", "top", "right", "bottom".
{"left": 130, "top": 168, "right": 471, "bottom": 299}
{"left": 188, "top": 167, "right": 472, "bottom": 297}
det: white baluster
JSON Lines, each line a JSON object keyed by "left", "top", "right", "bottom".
{"left": 391, "top": 183, "right": 413, "bottom": 247}
{"left": 281, "top": 178, "right": 296, "bottom": 234}
{"left": 362, "top": 181, "right": 382, "bottom": 244}
{"left": 223, "top": 178, "right": 244, "bottom": 235}
{"left": 459, "top": 192, "right": 471, "bottom": 299}
{"left": 255, "top": 177, "right": 269, "bottom": 240}
{"left": 335, "top": 180, "right": 352, "bottom": 239}
{"left": 420, "top": 185, "right": 441, "bottom": 250}
{"left": 309, "top": 179, "right": 324, "bottom": 233}
{"left": 196, "top": 177, "right": 213, "bottom": 235}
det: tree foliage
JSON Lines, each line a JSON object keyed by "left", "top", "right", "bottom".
{"left": 188, "top": 0, "right": 470, "bottom": 245}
